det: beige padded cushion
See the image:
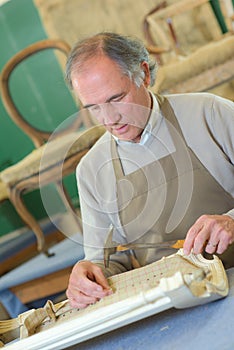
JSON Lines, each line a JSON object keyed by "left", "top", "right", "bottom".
{"left": 0, "top": 125, "right": 105, "bottom": 185}
{"left": 153, "top": 36, "right": 234, "bottom": 92}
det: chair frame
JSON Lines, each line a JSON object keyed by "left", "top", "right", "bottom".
{"left": 143, "top": 0, "right": 234, "bottom": 94}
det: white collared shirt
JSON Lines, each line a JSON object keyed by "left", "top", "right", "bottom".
{"left": 114, "top": 92, "right": 175, "bottom": 175}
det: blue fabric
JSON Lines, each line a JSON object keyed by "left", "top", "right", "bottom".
{"left": 0, "top": 289, "right": 28, "bottom": 318}
{"left": 0, "top": 235, "right": 84, "bottom": 317}
{"left": 0, "top": 231, "right": 37, "bottom": 263}
{"left": 0, "top": 221, "right": 60, "bottom": 262}
{"left": 0, "top": 236, "right": 84, "bottom": 290}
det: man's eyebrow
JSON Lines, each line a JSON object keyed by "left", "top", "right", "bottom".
{"left": 83, "top": 93, "right": 125, "bottom": 109}
{"left": 106, "top": 92, "right": 124, "bottom": 103}
{"left": 83, "top": 103, "right": 95, "bottom": 109}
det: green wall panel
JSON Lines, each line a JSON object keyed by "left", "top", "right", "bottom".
{"left": 0, "top": 0, "right": 79, "bottom": 236}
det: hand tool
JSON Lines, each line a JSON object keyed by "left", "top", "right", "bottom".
{"left": 104, "top": 225, "right": 184, "bottom": 268}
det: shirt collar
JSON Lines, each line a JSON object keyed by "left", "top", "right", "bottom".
{"left": 140, "top": 92, "right": 159, "bottom": 144}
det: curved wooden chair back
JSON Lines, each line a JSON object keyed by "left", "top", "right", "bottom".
{"left": 0, "top": 39, "right": 79, "bottom": 148}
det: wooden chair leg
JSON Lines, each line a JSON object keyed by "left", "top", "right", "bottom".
{"left": 8, "top": 180, "right": 82, "bottom": 254}
{"left": 9, "top": 184, "right": 46, "bottom": 253}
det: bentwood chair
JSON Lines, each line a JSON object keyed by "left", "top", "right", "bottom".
{"left": 143, "top": 0, "right": 234, "bottom": 95}
{"left": 0, "top": 39, "right": 105, "bottom": 254}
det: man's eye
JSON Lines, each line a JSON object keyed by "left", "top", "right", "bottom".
{"left": 114, "top": 95, "right": 125, "bottom": 102}
{"left": 89, "top": 105, "right": 100, "bottom": 112}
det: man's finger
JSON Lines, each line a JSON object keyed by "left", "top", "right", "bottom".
{"left": 183, "top": 223, "right": 202, "bottom": 254}
{"left": 78, "top": 277, "right": 109, "bottom": 298}
{"left": 92, "top": 266, "right": 112, "bottom": 292}
{"left": 205, "top": 241, "right": 219, "bottom": 254}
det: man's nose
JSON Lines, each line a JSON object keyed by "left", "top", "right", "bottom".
{"left": 101, "top": 103, "right": 122, "bottom": 125}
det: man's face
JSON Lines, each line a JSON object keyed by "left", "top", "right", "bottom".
{"left": 71, "top": 55, "right": 152, "bottom": 143}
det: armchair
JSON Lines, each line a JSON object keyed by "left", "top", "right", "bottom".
{"left": 143, "top": 0, "right": 234, "bottom": 95}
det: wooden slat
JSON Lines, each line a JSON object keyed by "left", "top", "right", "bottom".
{"left": 10, "top": 266, "right": 72, "bottom": 304}
{"left": 152, "top": 0, "right": 208, "bottom": 19}
{"left": 0, "top": 230, "right": 64, "bottom": 276}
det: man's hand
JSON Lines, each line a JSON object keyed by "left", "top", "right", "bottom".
{"left": 66, "top": 260, "right": 112, "bottom": 309}
{"left": 183, "top": 214, "right": 234, "bottom": 255}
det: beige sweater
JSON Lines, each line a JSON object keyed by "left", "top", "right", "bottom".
{"left": 76, "top": 92, "right": 234, "bottom": 276}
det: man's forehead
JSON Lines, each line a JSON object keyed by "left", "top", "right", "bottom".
{"left": 72, "top": 70, "right": 132, "bottom": 106}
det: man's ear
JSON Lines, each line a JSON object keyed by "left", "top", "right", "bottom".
{"left": 141, "top": 61, "right": 151, "bottom": 87}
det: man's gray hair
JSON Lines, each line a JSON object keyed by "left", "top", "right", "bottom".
{"left": 65, "top": 32, "right": 157, "bottom": 89}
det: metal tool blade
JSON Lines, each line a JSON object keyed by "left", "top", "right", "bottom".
{"left": 104, "top": 224, "right": 116, "bottom": 268}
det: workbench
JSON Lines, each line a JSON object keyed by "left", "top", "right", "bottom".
{"left": 65, "top": 267, "right": 234, "bottom": 350}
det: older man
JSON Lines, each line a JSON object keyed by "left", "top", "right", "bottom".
{"left": 65, "top": 32, "right": 234, "bottom": 308}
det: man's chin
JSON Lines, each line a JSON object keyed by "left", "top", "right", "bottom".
{"left": 114, "top": 134, "right": 141, "bottom": 143}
